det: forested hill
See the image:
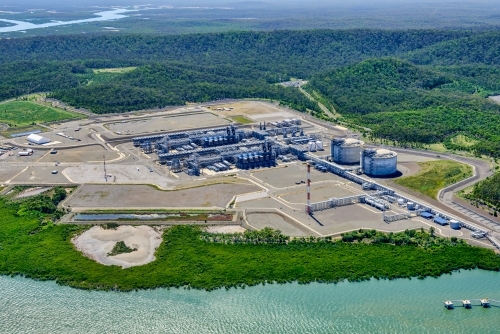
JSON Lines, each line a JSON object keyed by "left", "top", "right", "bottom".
{"left": 1, "top": 29, "right": 500, "bottom": 156}
{"left": 0, "top": 30, "right": 471, "bottom": 76}
{"left": 406, "top": 32, "right": 500, "bottom": 66}
{"left": 469, "top": 173, "right": 500, "bottom": 211}
{"left": 307, "top": 58, "right": 500, "bottom": 157}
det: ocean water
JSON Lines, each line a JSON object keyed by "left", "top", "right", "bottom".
{"left": 1, "top": 270, "right": 499, "bottom": 333}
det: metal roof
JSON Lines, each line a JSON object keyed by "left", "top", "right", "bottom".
{"left": 434, "top": 217, "right": 449, "bottom": 225}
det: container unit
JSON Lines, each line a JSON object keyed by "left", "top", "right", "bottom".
{"left": 407, "top": 202, "right": 415, "bottom": 210}
{"left": 361, "top": 148, "right": 398, "bottom": 176}
{"left": 331, "top": 138, "right": 364, "bottom": 164}
{"left": 433, "top": 216, "right": 449, "bottom": 226}
{"left": 450, "top": 219, "right": 461, "bottom": 230}
{"left": 420, "top": 212, "right": 433, "bottom": 219}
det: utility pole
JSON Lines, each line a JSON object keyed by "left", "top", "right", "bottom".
{"left": 307, "top": 162, "right": 311, "bottom": 215}
{"left": 103, "top": 155, "right": 107, "bottom": 182}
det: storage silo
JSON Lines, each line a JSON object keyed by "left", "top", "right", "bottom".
{"left": 315, "top": 140, "right": 324, "bottom": 151}
{"left": 361, "top": 148, "right": 398, "bottom": 176}
{"left": 308, "top": 141, "right": 316, "bottom": 152}
{"left": 450, "top": 220, "right": 461, "bottom": 230}
{"left": 331, "top": 138, "right": 364, "bottom": 164}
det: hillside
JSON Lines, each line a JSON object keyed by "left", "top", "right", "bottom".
{"left": 1, "top": 30, "right": 500, "bottom": 155}
{"left": 308, "top": 58, "right": 500, "bottom": 156}
{"left": 467, "top": 173, "right": 500, "bottom": 211}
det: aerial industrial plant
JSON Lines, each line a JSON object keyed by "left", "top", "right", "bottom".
{"left": 1, "top": 100, "right": 498, "bottom": 251}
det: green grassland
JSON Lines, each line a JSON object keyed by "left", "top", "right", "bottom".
{"left": 450, "top": 134, "right": 479, "bottom": 147}
{"left": 93, "top": 67, "right": 137, "bottom": 74}
{"left": 395, "top": 160, "right": 473, "bottom": 199}
{"left": 0, "top": 101, "right": 81, "bottom": 127}
{"left": 1, "top": 196, "right": 499, "bottom": 291}
{"left": 229, "top": 115, "right": 253, "bottom": 124}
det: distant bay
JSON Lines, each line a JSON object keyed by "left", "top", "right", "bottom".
{"left": 1, "top": 270, "right": 499, "bottom": 333}
{"left": 0, "top": 9, "right": 132, "bottom": 33}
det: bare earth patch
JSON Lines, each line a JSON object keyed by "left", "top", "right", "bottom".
{"left": 205, "top": 225, "right": 246, "bottom": 234}
{"left": 72, "top": 225, "right": 162, "bottom": 268}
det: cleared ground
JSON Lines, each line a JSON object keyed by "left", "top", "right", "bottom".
{"left": 311, "top": 204, "right": 428, "bottom": 235}
{"left": 279, "top": 183, "right": 359, "bottom": 204}
{"left": 209, "top": 101, "right": 289, "bottom": 118}
{"left": 12, "top": 128, "right": 97, "bottom": 147}
{"left": 63, "top": 165, "right": 170, "bottom": 187}
{"left": 1, "top": 149, "right": 45, "bottom": 163}
{"left": 246, "top": 212, "right": 310, "bottom": 237}
{"left": 396, "top": 162, "right": 420, "bottom": 177}
{"left": 66, "top": 183, "right": 261, "bottom": 208}
{"left": 0, "top": 166, "right": 25, "bottom": 183}
{"left": 396, "top": 152, "right": 438, "bottom": 163}
{"left": 106, "top": 112, "right": 228, "bottom": 135}
{"left": 40, "top": 145, "right": 119, "bottom": 163}
{"left": 11, "top": 166, "right": 70, "bottom": 184}
{"left": 72, "top": 225, "right": 162, "bottom": 268}
{"left": 252, "top": 163, "right": 346, "bottom": 189}
{"left": 235, "top": 197, "right": 286, "bottom": 209}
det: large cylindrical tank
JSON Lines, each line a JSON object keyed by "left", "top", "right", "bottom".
{"left": 450, "top": 219, "right": 461, "bottom": 230}
{"left": 315, "top": 140, "right": 323, "bottom": 150}
{"left": 331, "top": 138, "right": 364, "bottom": 164}
{"left": 308, "top": 141, "right": 316, "bottom": 152}
{"left": 361, "top": 148, "right": 398, "bottom": 176}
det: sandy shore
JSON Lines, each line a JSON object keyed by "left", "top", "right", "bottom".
{"left": 205, "top": 225, "right": 246, "bottom": 234}
{"left": 72, "top": 225, "right": 162, "bottom": 268}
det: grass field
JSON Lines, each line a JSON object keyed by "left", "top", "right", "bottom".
{"left": 450, "top": 134, "right": 479, "bottom": 147}
{"left": 395, "top": 160, "right": 473, "bottom": 199}
{"left": 229, "top": 115, "right": 254, "bottom": 124}
{"left": 92, "top": 67, "right": 137, "bottom": 74}
{"left": 0, "top": 101, "right": 81, "bottom": 127}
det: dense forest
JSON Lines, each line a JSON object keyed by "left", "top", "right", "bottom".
{"left": 308, "top": 58, "right": 500, "bottom": 157}
{"left": 466, "top": 173, "right": 500, "bottom": 212}
{"left": 1, "top": 29, "right": 500, "bottom": 155}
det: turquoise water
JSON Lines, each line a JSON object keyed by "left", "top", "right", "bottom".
{"left": 1, "top": 270, "right": 500, "bottom": 333}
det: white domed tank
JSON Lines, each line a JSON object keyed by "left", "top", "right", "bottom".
{"left": 362, "top": 148, "right": 398, "bottom": 176}
{"left": 331, "top": 138, "right": 364, "bottom": 164}
{"left": 450, "top": 219, "right": 461, "bottom": 230}
{"left": 315, "top": 140, "right": 324, "bottom": 151}
{"left": 308, "top": 141, "right": 316, "bottom": 152}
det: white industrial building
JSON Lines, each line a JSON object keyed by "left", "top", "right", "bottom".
{"left": 26, "top": 133, "right": 50, "bottom": 145}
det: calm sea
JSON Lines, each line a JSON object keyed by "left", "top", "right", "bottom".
{"left": 1, "top": 270, "right": 499, "bottom": 333}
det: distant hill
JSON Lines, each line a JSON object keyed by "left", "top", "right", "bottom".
{"left": 406, "top": 33, "right": 500, "bottom": 66}
{"left": 309, "top": 58, "right": 454, "bottom": 115}
{"left": 308, "top": 58, "right": 500, "bottom": 153}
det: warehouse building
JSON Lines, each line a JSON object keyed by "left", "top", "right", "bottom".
{"left": 26, "top": 133, "right": 50, "bottom": 145}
